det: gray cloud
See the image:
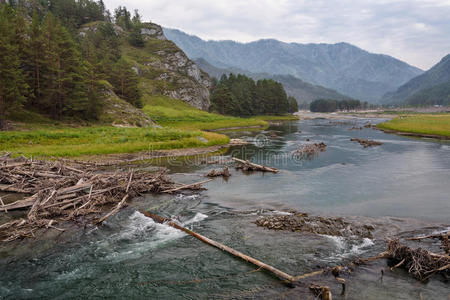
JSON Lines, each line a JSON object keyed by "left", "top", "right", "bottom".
{"left": 103, "top": 0, "right": 450, "bottom": 69}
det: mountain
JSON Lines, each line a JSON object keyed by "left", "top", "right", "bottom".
{"left": 194, "top": 58, "right": 351, "bottom": 105}
{"left": 382, "top": 54, "right": 450, "bottom": 104}
{"left": 406, "top": 81, "right": 450, "bottom": 106}
{"left": 163, "top": 28, "right": 423, "bottom": 102}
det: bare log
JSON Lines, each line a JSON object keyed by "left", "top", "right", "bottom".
{"left": 95, "top": 194, "right": 129, "bottom": 225}
{"left": 0, "top": 184, "right": 31, "bottom": 194}
{"left": 406, "top": 232, "right": 450, "bottom": 241}
{"left": 0, "top": 194, "right": 38, "bottom": 212}
{"left": 232, "top": 157, "right": 278, "bottom": 173}
{"left": 162, "top": 179, "right": 212, "bottom": 194}
{"left": 142, "top": 211, "right": 295, "bottom": 282}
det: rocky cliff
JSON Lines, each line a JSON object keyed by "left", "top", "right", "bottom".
{"left": 136, "top": 23, "right": 211, "bottom": 110}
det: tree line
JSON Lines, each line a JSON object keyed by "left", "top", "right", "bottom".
{"left": 0, "top": 0, "right": 144, "bottom": 127}
{"left": 309, "top": 99, "right": 369, "bottom": 112}
{"left": 210, "top": 74, "right": 298, "bottom": 116}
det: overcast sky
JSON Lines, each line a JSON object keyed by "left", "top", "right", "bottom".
{"left": 103, "top": 0, "right": 450, "bottom": 70}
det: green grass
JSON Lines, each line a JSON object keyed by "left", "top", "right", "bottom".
{"left": 377, "top": 114, "right": 450, "bottom": 137}
{"left": 141, "top": 94, "right": 268, "bottom": 130}
{"left": 0, "top": 126, "right": 229, "bottom": 157}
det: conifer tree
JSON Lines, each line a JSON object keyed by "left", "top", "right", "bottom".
{"left": 111, "top": 58, "right": 142, "bottom": 108}
{"left": 0, "top": 5, "right": 27, "bottom": 127}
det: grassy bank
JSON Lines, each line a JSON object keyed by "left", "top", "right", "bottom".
{"left": 377, "top": 114, "right": 450, "bottom": 138}
{"left": 142, "top": 94, "right": 268, "bottom": 130}
{"left": 0, "top": 126, "right": 228, "bottom": 157}
{"left": 3, "top": 94, "right": 298, "bottom": 158}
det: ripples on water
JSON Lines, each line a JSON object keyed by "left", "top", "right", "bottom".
{"left": 1, "top": 118, "right": 449, "bottom": 299}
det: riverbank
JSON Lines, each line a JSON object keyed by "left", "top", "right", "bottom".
{"left": 377, "top": 114, "right": 450, "bottom": 139}
{"left": 2, "top": 97, "right": 297, "bottom": 158}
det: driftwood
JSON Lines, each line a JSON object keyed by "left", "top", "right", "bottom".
{"left": 387, "top": 239, "right": 450, "bottom": 280}
{"left": 205, "top": 167, "right": 231, "bottom": 178}
{"left": 232, "top": 157, "right": 278, "bottom": 173}
{"left": 309, "top": 284, "right": 332, "bottom": 300}
{"left": 291, "top": 142, "right": 327, "bottom": 160}
{"left": 350, "top": 138, "right": 382, "bottom": 148}
{"left": 0, "top": 156, "right": 211, "bottom": 242}
{"left": 142, "top": 211, "right": 296, "bottom": 282}
{"left": 162, "top": 179, "right": 212, "bottom": 194}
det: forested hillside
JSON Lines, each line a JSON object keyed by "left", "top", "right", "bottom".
{"left": 382, "top": 54, "right": 450, "bottom": 105}
{"left": 0, "top": 0, "right": 211, "bottom": 129}
{"left": 210, "top": 74, "right": 297, "bottom": 116}
{"left": 194, "top": 58, "right": 351, "bottom": 108}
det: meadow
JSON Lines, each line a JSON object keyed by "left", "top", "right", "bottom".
{"left": 377, "top": 114, "right": 450, "bottom": 137}
{"left": 0, "top": 126, "right": 228, "bottom": 157}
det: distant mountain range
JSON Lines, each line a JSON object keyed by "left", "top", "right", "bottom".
{"left": 163, "top": 28, "right": 423, "bottom": 102}
{"left": 194, "top": 58, "right": 351, "bottom": 105}
{"left": 382, "top": 54, "right": 450, "bottom": 105}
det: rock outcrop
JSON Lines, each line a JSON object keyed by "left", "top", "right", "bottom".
{"left": 140, "top": 23, "right": 211, "bottom": 110}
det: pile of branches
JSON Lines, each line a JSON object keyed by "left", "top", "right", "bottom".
{"left": 255, "top": 212, "right": 374, "bottom": 238}
{"left": 291, "top": 142, "right": 327, "bottom": 160}
{"left": 350, "top": 138, "right": 382, "bottom": 148}
{"left": 205, "top": 167, "right": 231, "bottom": 178}
{"left": 0, "top": 155, "right": 178, "bottom": 242}
{"left": 387, "top": 239, "right": 450, "bottom": 280}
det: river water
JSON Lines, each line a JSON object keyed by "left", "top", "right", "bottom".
{"left": 1, "top": 118, "right": 449, "bottom": 299}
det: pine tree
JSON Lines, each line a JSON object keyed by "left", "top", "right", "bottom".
{"left": 40, "top": 13, "right": 89, "bottom": 119}
{"left": 288, "top": 96, "right": 298, "bottom": 113}
{"left": 110, "top": 58, "right": 142, "bottom": 108}
{"left": 0, "top": 5, "right": 27, "bottom": 127}
{"left": 28, "top": 11, "right": 44, "bottom": 104}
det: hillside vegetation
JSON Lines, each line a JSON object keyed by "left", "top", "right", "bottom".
{"left": 194, "top": 58, "right": 351, "bottom": 107}
{"left": 383, "top": 54, "right": 450, "bottom": 105}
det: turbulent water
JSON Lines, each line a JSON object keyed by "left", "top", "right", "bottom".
{"left": 1, "top": 118, "right": 449, "bottom": 299}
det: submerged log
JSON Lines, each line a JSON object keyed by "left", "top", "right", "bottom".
{"left": 142, "top": 211, "right": 295, "bottom": 282}
{"left": 350, "top": 138, "right": 382, "bottom": 148}
{"left": 232, "top": 157, "right": 279, "bottom": 173}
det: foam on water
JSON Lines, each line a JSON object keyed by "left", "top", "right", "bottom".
{"left": 322, "top": 235, "right": 374, "bottom": 261}
{"left": 101, "top": 211, "right": 208, "bottom": 262}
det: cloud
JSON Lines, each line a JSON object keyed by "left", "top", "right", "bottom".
{"left": 103, "top": 0, "right": 450, "bottom": 69}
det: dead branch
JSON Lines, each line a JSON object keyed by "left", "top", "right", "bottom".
{"left": 232, "top": 157, "right": 278, "bottom": 173}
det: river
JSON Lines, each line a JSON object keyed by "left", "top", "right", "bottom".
{"left": 1, "top": 117, "right": 449, "bottom": 299}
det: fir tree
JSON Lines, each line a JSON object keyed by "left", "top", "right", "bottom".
{"left": 111, "top": 58, "right": 142, "bottom": 108}
{"left": 0, "top": 5, "right": 27, "bottom": 127}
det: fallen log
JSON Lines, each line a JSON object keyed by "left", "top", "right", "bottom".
{"left": 0, "top": 194, "right": 38, "bottom": 212}
{"left": 162, "top": 179, "right": 212, "bottom": 194}
{"left": 406, "top": 231, "right": 450, "bottom": 241}
{"left": 232, "top": 157, "right": 279, "bottom": 173}
{"left": 95, "top": 194, "right": 129, "bottom": 225}
{"left": 142, "top": 211, "right": 295, "bottom": 282}
{"left": 0, "top": 184, "right": 31, "bottom": 194}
